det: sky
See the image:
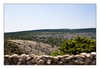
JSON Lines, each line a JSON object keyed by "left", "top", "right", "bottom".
{"left": 4, "top": 4, "right": 96, "bottom": 32}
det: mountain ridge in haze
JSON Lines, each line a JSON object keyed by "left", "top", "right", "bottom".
{"left": 4, "top": 28, "right": 96, "bottom": 33}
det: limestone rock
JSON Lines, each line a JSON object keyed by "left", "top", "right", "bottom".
{"left": 36, "top": 59, "right": 45, "bottom": 65}
{"left": 31, "top": 58, "right": 36, "bottom": 64}
{"left": 53, "top": 57, "right": 58, "bottom": 63}
{"left": 63, "top": 54, "right": 70, "bottom": 58}
{"left": 69, "top": 55, "right": 74, "bottom": 59}
{"left": 65, "top": 57, "right": 71, "bottom": 62}
{"left": 89, "top": 59, "right": 96, "bottom": 65}
{"left": 74, "top": 58, "right": 84, "bottom": 65}
{"left": 46, "top": 59, "right": 52, "bottom": 65}
{"left": 11, "top": 54, "right": 19, "bottom": 64}
{"left": 91, "top": 52, "right": 96, "bottom": 56}
{"left": 74, "top": 54, "right": 81, "bottom": 58}
{"left": 17, "top": 59, "right": 22, "bottom": 64}
{"left": 26, "top": 61, "right": 33, "bottom": 65}
{"left": 91, "top": 52, "right": 96, "bottom": 58}
{"left": 4, "top": 59, "right": 11, "bottom": 65}
{"left": 86, "top": 54, "right": 91, "bottom": 58}
{"left": 4, "top": 55, "right": 10, "bottom": 58}
{"left": 17, "top": 61, "right": 22, "bottom": 65}
{"left": 58, "top": 61, "right": 63, "bottom": 65}
{"left": 26, "top": 57, "right": 31, "bottom": 61}
{"left": 84, "top": 58, "right": 91, "bottom": 65}
{"left": 57, "top": 56, "right": 63, "bottom": 58}
{"left": 80, "top": 53, "right": 87, "bottom": 56}
{"left": 20, "top": 54, "right": 27, "bottom": 60}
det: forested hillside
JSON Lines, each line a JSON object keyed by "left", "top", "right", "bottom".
{"left": 4, "top": 28, "right": 96, "bottom": 47}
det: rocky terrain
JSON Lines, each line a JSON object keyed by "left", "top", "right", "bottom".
{"left": 4, "top": 52, "right": 96, "bottom": 65}
{"left": 10, "top": 40, "right": 59, "bottom": 55}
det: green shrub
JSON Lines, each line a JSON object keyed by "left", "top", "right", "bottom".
{"left": 50, "top": 36, "right": 96, "bottom": 56}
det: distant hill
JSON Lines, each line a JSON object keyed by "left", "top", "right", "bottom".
{"left": 5, "top": 28, "right": 96, "bottom": 34}
{"left": 4, "top": 28, "right": 96, "bottom": 47}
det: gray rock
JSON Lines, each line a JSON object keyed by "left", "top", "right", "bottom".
{"left": 69, "top": 55, "right": 74, "bottom": 59}
{"left": 74, "top": 58, "right": 84, "bottom": 65}
{"left": 20, "top": 54, "right": 27, "bottom": 60}
{"left": 12, "top": 54, "right": 19, "bottom": 57}
{"left": 86, "top": 54, "right": 91, "bottom": 58}
{"left": 42, "top": 55, "right": 49, "bottom": 58}
{"left": 26, "top": 57, "right": 31, "bottom": 61}
{"left": 36, "top": 59, "right": 45, "bottom": 65}
{"left": 46, "top": 59, "right": 52, "bottom": 65}
{"left": 74, "top": 54, "right": 81, "bottom": 59}
{"left": 17, "top": 59, "right": 22, "bottom": 64}
{"left": 17, "top": 61, "right": 22, "bottom": 65}
{"left": 91, "top": 52, "right": 96, "bottom": 58}
{"left": 65, "top": 57, "right": 71, "bottom": 62}
{"left": 11, "top": 54, "right": 19, "bottom": 64}
{"left": 53, "top": 57, "right": 58, "bottom": 63}
{"left": 84, "top": 58, "right": 91, "bottom": 65}
{"left": 31, "top": 58, "right": 36, "bottom": 64}
{"left": 26, "top": 61, "right": 33, "bottom": 65}
{"left": 80, "top": 55, "right": 86, "bottom": 58}
{"left": 91, "top": 52, "right": 96, "bottom": 56}
{"left": 4, "top": 59, "right": 11, "bottom": 65}
{"left": 80, "top": 52, "right": 87, "bottom": 56}
{"left": 89, "top": 59, "right": 96, "bottom": 65}
{"left": 57, "top": 56, "right": 63, "bottom": 58}
{"left": 58, "top": 61, "right": 63, "bottom": 65}
{"left": 4, "top": 55, "right": 10, "bottom": 58}
{"left": 29, "top": 54, "right": 35, "bottom": 58}
{"left": 63, "top": 54, "right": 70, "bottom": 58}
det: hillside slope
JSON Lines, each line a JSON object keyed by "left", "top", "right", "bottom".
{"left": 10, "top": 40, "right": 59, "bottom": 55}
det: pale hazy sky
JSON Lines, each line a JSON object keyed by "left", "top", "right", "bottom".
{"left": 4, "top": 4, "right": 96, "bottom": 32}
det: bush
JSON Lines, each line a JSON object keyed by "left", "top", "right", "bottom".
{"left": 50, "top": 36, "right": 96, "bottom": 56}
{"left": 4, "top": 39, "right": 23, "bottom": 55}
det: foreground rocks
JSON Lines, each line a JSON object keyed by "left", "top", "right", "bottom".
{"left": 4, "top": 52, "right": 96, "bottom": 65}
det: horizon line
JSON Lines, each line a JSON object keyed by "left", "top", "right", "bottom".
{"left": 4, "top": 27, "right": 96, "bottom": 33}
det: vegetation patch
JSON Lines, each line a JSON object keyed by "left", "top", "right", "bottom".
{"left": 51, "top": 36, "right": 96, "bottom": 56}
{"left": 4, "top": 39, "right": 23, "bottom": 55}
